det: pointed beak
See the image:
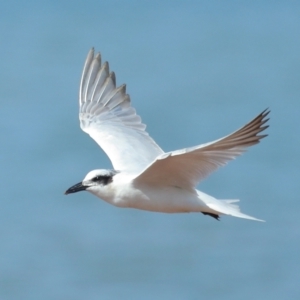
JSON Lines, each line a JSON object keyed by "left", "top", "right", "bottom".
{"left": 65, "top": 182, "right": 87, "bottom": 195}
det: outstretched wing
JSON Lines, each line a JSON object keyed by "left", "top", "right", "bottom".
{"left": 133, "top": 110, "right": 269, "bottom": 190}
{"left": 79, "top": 49, "right": 163, "bottom": 173}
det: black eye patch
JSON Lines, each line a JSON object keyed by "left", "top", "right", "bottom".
{"left": 92, "top": 175, "right": 112, "bottom": 185}
{"left": 92, "top": 176, "right": 102, "bottom": 181}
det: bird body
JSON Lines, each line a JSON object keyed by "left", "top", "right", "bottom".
{"left": 65, "top": 48, "right": 269, "bottom": 222}
{"left": 83, "top": 170, "right": 262, "bottom": 221}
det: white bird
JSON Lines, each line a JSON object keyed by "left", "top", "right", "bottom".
{"left": 65, "top": 48, "right": 269, "bottom": 221}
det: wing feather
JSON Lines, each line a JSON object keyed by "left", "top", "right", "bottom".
{"left": 133, "top": 110, "right": 270, "bottom": 190}
{"left": 79, "top": 49, "right": 163, "bottom": 173}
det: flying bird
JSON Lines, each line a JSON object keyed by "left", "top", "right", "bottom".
{"left": 65, "top": 49, "right": 269, "bottom": 221}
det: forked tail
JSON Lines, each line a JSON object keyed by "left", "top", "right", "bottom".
{"left": 197, "top": 191, "right": 265, "bottom": 222}
{"left": 208, "top": 199, "right": 264, "bottom": 222}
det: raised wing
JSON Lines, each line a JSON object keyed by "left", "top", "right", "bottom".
{"left": 133, "top": 110, "right": 269, "bottom": 190}
{"left": 79, "top": 49, "right": 163, "bottom": 173}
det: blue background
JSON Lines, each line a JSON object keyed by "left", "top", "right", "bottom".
{"left": 1, "top": 1, "right": 299, "bottom": 299}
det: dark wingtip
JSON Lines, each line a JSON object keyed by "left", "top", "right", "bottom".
{"left": 261, "top": 108, "right": 270, "bottom": 116}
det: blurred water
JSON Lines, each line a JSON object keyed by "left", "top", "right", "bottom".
{"left": 1, "top": 1, "right": 300, "bottom": 299}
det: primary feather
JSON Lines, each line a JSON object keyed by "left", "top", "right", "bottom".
{"left": 79, "top": 48, "right": 163, "bottom": 173}
{"left": 134, "top": 110, "right": 269, "bottom": 190}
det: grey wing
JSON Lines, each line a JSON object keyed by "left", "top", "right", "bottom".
{"left": 79, "top": 49, "right": 163, "bottom": 173}
{"left": 133, "top": 110, "right": 270, "bottom": 190}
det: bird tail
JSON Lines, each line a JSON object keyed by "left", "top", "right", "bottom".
{"left": 208, "top": 199, "right": 265, "bottom": 222}
{"left": 197, "top": 191, "right": 264, "bottom": 222}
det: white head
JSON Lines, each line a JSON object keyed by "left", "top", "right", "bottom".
{"left": 65, "top": 169, "right": 118, "bottom": 199}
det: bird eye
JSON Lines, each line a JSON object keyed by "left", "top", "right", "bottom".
{"left": 91, "top": 174, "right": 112, "bottom": 185}
{"left": 92, "top": 176, "right": 101, "bottom": 182}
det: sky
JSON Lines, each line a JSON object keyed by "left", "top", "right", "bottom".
{"left": 1, "top": 1, "right": 300, "bottom": 299}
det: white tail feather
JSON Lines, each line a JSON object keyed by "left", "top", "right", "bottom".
{"left": 197, "top": 191, "right": 265, "bottom": 222}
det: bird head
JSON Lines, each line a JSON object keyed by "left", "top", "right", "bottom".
{"left": 65, "top": 169, "right": 118, "bottom": 196}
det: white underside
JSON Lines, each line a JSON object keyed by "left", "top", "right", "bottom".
{"left": 87, "top": 176, "right": 264, "bottom": 222}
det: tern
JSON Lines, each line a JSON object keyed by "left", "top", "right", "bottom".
{"left": 65, "top": 48, "right": 269, "bottom": 221}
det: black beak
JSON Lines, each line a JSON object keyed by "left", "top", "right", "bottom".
{"left": 65, "top": 182, "right": 87, "bottom": 195}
